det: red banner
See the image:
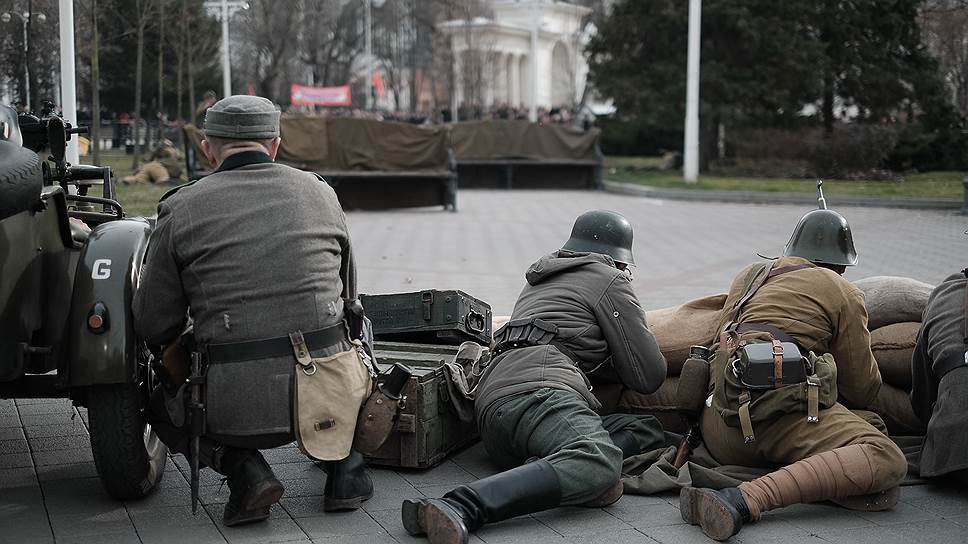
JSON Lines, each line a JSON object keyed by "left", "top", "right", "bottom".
{"left": 290, "top": 84, "right": 352, "bottom": 107}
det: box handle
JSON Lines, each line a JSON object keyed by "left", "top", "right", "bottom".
{"left": 421, "top": 291, "right": 434, "bottom": 321}
{"left": 465, "top": 309, "right": 487, "bottom": 333}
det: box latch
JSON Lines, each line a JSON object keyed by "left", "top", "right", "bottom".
{"left": 421, "top": 291, "right": 434, "bottom": 321}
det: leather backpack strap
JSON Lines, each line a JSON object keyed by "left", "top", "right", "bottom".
{"left": 728, "top": 262, "right": 815, "bottom": 329}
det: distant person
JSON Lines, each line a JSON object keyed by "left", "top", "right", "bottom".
{"left": 123, "top": 139, "right": 185, "bottom": 185}
{"left": 195, "top": 90, "right": 218, "bottom": 120}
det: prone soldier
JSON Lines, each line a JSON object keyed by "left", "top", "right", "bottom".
{"left": 122, "top": 139, "right": 186, "bottom": 185}
{"left": 401, "top": 210, "right": 668, "bottom": 544}
{"left": 133, "top": 95, "right": 372, "bottom": 526}
{"left": 679, "top": 207, "right": 907, "bottom": 541}
{"left": 911, "top": 263, "right": 968, "bottom": 481}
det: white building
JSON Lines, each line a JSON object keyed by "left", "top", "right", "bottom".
{"left": 438, "top": 0, "right": 592, "bottom": 120}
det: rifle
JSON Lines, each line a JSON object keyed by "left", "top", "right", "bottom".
{"left": 187, "top": 351, "right": 206, "bottom": 514}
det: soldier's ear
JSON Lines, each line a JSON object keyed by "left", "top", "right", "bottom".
{"left": 200, "top": 139, "right": 218, "bottom": 168}
{"left": 267, "top": 137, "right": 281, "bottom": 160}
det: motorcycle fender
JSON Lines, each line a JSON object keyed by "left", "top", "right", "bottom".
{"left": 68, "top": 219, "right": 151, "bottom": 386}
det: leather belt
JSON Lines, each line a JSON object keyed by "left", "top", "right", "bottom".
{"left": 206, "top": 323, "right": 347, "bottom": 363}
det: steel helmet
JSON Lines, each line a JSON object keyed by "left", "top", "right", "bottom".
{"left": 561, "top": 209, "right": 635, "bottom": 265}
{"left": 782, "top": 209, "right": 858, "bottom": 266}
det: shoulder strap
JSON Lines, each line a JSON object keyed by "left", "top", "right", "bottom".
{"left": 728, "top": 262, "right": 814, "bottom": 325}
{"left": 963, "top": 269, "right": 967, "bottom": 345}
{"left": 159, "top": 178, "right": 199, "bottom": 203}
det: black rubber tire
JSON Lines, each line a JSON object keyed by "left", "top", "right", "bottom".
{"left": 88, "top": 383, "right": 168, "bottom": 500}
{"left": 0, "top": 140, "right": 43, "bottom": 221}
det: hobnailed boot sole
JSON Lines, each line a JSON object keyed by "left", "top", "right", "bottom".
{"left": 679, "top": 487, "right": 742, "bottom": 541}
{"left": 401, "top": 498, "right": 469, "bottom": 544}
{"left": 401, "top": 498, "right": 428, "bottom": 536}
{"left": 223, "top": 504, "right": 271, "bottom": 527}
{"left": 829, "top": 486, "right": 900, "bottom": 512}
{"left": 323, "top": 487, "right": 374, "bottom": 512}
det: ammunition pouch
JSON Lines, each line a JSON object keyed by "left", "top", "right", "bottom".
{"left": 711, "top": 338, "right": 838, "bottom": 444}
{"left": 492, "top": 317, "right": 585, "bottom": 370}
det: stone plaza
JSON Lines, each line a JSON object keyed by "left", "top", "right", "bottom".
{"left": 2, "top": 189, "right": 966, "bottom": 544}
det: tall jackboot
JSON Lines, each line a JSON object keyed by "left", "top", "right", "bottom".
{"left": 323, "top": 450, "right": 374, "bottom": 511}
{"left": 216, "top": 448, "right": 285, "bottom": 527}
{"left": 401, "top": 459, "right": 561, "bottom": 544}
{"left": 680, "top": 444, "right": 898, "bottom": 541}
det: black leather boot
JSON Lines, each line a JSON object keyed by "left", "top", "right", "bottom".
{"left": 218, "top": 449, "right": 285, "bottom": 527}
{"left": 323, "top": 450, "right": 373, "bottom": 511}
{"left": 679, "top": 486, "right": 751, "bottom": 541}
{"left": 609, "top": 430, "right": 641, "bottom": 459}
{"left": 401, "top": 459, "right": 561, "bottom": 544}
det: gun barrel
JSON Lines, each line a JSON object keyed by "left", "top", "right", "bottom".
{"left": 816, "top": 180, "right": 827, "bottom": 210}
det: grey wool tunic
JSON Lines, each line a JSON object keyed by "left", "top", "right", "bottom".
{"left": 132, "top": 151, "right": 355, "bottom": 446}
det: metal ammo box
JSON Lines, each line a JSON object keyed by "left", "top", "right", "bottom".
{"left": 363, "top": 341, "right": 479, "bottom": 468}
{"left": 362, "top": 290, "right": 492, "bottom": 346}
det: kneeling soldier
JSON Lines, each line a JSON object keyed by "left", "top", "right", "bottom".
{"left": 911, "top": 265, "right": 968, "bottom": 481}
{"left": 680, "top": 208, "right": 907, "bottom": 541}
{"left": 401, "top": 210, "right": 668, "bottom": 544}
{"left": 133, "top": 95, "right": 372, "bottom": 526}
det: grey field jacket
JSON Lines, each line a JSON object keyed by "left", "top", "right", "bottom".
{"left": 474, "top": 251, "right": 667, "bottom": 420}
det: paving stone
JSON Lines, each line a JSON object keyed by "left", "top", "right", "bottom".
{"left": 638, "top": 523, "right": 724, "bottom": 544}
{"left": 533, "top": 506, "right": 632, "bottom": 537}
{"left": 24, "top": 420, "right": 89, "bottom": 438}
{"left": 0, "top": 517, "right": 53, "bottom": 544}
{"left": 127, "top": 504, "right": 217, "bottom": 530}
{"left": 293, "top": 508, "right": 386, "bottom": 539}
{"left": 206, "top": 503, "right": 309, "bottom": 543}
{"left": 313, "top": 535, "right": 397, "bottom": 544}
{"left": 728, "top": 513, "right": 821, "bottom": 543}
{"left": 399, "top": 460, "right": 476, "bottom": 488}
{"left": 54, "top": 531, "right": 143, "bottom": 544}
{"left": 48, "top": 508, "right": 135, "bottom": 539}
{"left": 567, "top": 528, "right": 659, "bottom": 544}
{"left": 0, "top": 438, "right": 29, "bottom": 454}
{"left": 903, "top": 487, "right": 968, "bottom": 518}
{"left": 361, "top": 480, "right": 426, "bottom": 512}
{"left": 137, "top": 523, "right": 227, "bottom": 544}
{"left": 28, "top": 434, "right": 91, "bottom": 452}
{"left": 853, "top": 500, "right": 940, "bottom": 526}
{"left": 606, "top": 500, "right": 685, "bottom": 529}
{"left": 36, "top": 461, "right": 99, "bottom": 482}
{"left": 41, "top": 476, "right": 106, "bottom": 498}
{"left": 0, "top": 427, "right": 24, "bottom": 440}
{"left": 33, "top": 447, "right": 94, "bottom": 466}
{"left": 774, "top": 502, "right": 877, "bottom": 536}
{"left": 0, "top": 466, "right": 38, "bottom": 488}
{"left": 20, "top": 412, "right": 81, "bottom": 427}
{"left": 272, "top": 461, "right": 327, "bottom": 482}
{"left": 0, "top": 415, "right": 22, "bottom": 428}
{"left": 476, "top": 515, "right": 564, "bottom": 543}
{"left": 0, "top": 451, "right": 33, "bottom": 468}
{"left": 16, "top": 400, "right": 75, "bottom": 415}
{"left": 369, "top": 468, "right": 419, "bottom": 490}
{"left": 261, "top": 447, "right": 311, "bottom": 465}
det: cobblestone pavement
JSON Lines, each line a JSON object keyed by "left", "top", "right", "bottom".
{"left": 2, "top": 190, "right": 967, "bottom": 544}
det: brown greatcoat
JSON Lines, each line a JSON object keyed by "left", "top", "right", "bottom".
{"left": 699, "top": 257, "right": 905, "bottom": 491}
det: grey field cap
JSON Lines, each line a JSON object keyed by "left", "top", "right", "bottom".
{"left": 203, "top": 95, "right": 281, "bottom": 139}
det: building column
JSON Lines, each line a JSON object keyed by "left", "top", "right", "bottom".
{"left": 451, "top": 46, "right": 463, "bottom": 121}
{"left": 507, "top": 54, "right": 518, "bottom": 106}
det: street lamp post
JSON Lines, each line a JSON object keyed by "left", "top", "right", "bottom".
{"left": 683, "top": 0, "right": 701, "bottom": 183}
{"left": 1, "top": 10, "right": 46, "bottom": 111}
{"left": 203, "top": 0, "right": 248, "bottom": 99}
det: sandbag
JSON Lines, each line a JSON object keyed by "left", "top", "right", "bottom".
{"left": 854, "top": 276, "right": 933, "bottom": 330}
{"left": 644, "top": 294, "right": 727, "bottom": 375}
{"left": 868, "top": 382, "right": 926, "bottom": 436}
{"left": 871, "top": 321, "right": 920, "bottom": 390}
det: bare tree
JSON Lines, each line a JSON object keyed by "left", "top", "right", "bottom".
{"left": 131, "top": 0, "right": 155, "bottom": 169}
{"left": 921, "top": 0, "right": 968, "bottom": 116}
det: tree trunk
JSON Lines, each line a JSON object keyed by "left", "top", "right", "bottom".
{"left": 187, "top": 7, "right": 196, "bottom": 124}
{"left": 91, "top": 0, "right": 101, "bottom": 165}
{"left": 132, "top": 2, "right": 146, "bottom": 170}
{"left": 822, "top": 71, "right": 834, "bottom": 138}
{"left": 176, "top": 0, "right": 185, "bottom": 120}
{"left": 26, "top": 0, "right": 33, "bottom": 109}
{"left": 157, "top": 0, "right": 165, "bottom": 123}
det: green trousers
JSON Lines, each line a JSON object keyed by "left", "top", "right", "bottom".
{"left": 480, "top": 387, "right": 664, "bottom": 505}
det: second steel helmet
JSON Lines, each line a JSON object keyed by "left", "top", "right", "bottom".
{"left": 782, "top": 209, "right": 858, "bottom": 266}
{"left": 561, "top": 210, "right": 635, "bottom": 265}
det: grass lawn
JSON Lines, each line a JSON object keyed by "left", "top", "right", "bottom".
{"left": 604, "top": 156, "right": 964, "bottom": 200}
{"left": 81, "top": 150, "right": 177, "bottom": 217}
